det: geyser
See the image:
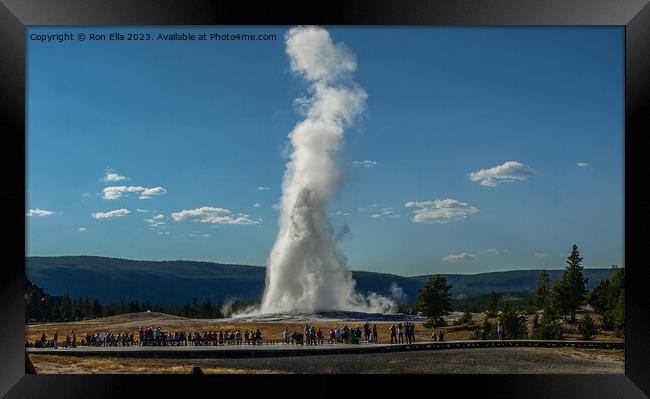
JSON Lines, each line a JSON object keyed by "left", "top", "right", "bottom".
{"left": 260, "top": 26, "right": 395, "bottom": 314}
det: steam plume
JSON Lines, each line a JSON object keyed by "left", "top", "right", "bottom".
{"left": 260, "top": 26, "right": 394, "bottom": 314}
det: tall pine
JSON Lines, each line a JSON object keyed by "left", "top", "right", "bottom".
{"left": 555, "top": 244, "right": 588, "bottom": 322}
{"left": 533, "top": 271, "right": 551, "bottom": 311}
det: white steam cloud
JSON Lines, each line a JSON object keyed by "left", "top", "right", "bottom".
{"left": 260, "top": 26, "right": 395, "bottom": 314}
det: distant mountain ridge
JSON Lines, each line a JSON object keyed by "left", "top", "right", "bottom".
{"left": 26, "top": 256, "right": 614, "bottom": 307}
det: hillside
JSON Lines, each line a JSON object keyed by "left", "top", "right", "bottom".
{"left": 26, "top": 256, "right": 614, "bottom": 307}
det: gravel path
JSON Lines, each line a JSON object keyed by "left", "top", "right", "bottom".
{"left": 30, "top": 347, "right": 624, "bottom": 374}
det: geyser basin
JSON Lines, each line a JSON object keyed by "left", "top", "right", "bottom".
{"left": 226, "top": 310, "right": 426, "bottom": 323}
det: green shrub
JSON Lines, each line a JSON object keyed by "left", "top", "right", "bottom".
{"left": 578, "top": 313, "right": 598, "bottom": 340}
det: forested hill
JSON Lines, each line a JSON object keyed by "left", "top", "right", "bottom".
{"left": 26, "top": 256, "right": 614, "bottom": 307}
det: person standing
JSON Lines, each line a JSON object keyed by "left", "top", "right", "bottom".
{"left": 389, "top": 324, "right": 397, "bottom": 344}
{"left": 372, "top": 324, "right": 378, "bottom": 343}
{"left": 397, "top": 323, "right": 404, "bottom": 344}
{"left": 71, "top": 330, "right": 77, "bottom": 348}
{"left": 497, "top": 322, "right": 504, "bottom": 340}
{"left": 53, "top": 331, "right": 58, "bottom": 349}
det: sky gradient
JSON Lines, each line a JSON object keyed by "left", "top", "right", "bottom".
{"left": 26, "top": 26, "right": 624, "bottom": 276}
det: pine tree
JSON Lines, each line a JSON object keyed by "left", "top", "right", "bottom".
{"left": 498, "top": 304, "right": 528, "bottom": 339}
{"left": 533, "top": 271, "right": 551, "bottom": 310}
{"left": 486, "top": 291, "right": 498, "bottom": 317}
{"left": 531, "top": 305, "right": 563, "bottom": 340}
{"left": 578, "top": 312, "right": 598, "bottom": 340}
{"left": 417, "top": 275, "right": 452, "bottom": 326}
{"left": 554, "top": 245, "right": 588, "bottom": 322}
{"left": 92, "top": 298, "right": 103, "bottom": 318}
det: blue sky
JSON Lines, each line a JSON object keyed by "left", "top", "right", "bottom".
{"left": 26, "top": 26, "right": 624, "bottom": 276}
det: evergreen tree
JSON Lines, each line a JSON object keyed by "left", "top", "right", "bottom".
{"left": 554, "top": 245, "right": 588, "bottom": 322}
{"left": 486, "top": 291, "right": 498, "bottom": 317}
{"left": 61, "top": 293, "right": 73, "bottom": 321}
{"left": 533, "top": 271, "right": 551, "bottom": 310}
{"left": 588, "top": 266, "right": 624, "bottom": 334}
{"left": 201, "top": 298, "right": 214, "bottom": 318}
{"left": 578, "top": 312, "right": 598, "bottom": 340}
{"left": 498, "top": 304, "right": 528, "bottom": 339}
{"left": 531, "top": 305, "right": 563, "bottom": 340}
{"left": 417, "top": 275, "right": 452, "bottom": 326}
{"left": 92, "top": 298, "right": 103, "bottom": 318}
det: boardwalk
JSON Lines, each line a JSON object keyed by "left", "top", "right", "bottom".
{"left": 27, "top": 339, "right": 624, "bottom": 359}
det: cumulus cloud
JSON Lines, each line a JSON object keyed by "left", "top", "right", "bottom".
{"left": 254, "top": 202, "right": 262, "bottom": 208}
{"left": 405, "top": 199, "right": 478, "bottom": 224}
{"left": 577, "top": 162, "right": 589, "bottom": 168}
{"left": 352, "top": 160, "right": 378, "bottom": 168}
{"left": 442, "top": 252, "right": 475, "bottom": 263}
{"left": 257, "top": 186, "right": 271, "bottom": 191}
{"left": 102, "top": 170, "right": 128, "bottom": 182}
{"left": 371, "top": 207, "right": 399, "bottom": 219}
{"left": 26, "top": 209, "right": 53, "bottom": 217}
{"left": 534, "top": 252, "right": 549, "bottom": 258}
{"left": 103, "top": 186, "right": 167, "bottom": 200}
{"left": 468, "top": 161, "right": 535, "bottom": 187}
{"left": 92, "top": 209, "right": 130, "bottom": 219}
{"left": 486, "top": 248, "right": 500, "bottom": 255}
{"left": 78, "top": 227, "right": 87, "bottom": 232}
{"left": 145, "top": 214, "right": 166, "bottom": 229}
{"left": 171, "top": 206, "right": 260, "bottom": 225}
{"left": 139, "top": 187, "right": 167, "bottom": 199}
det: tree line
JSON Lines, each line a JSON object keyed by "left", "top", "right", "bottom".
{"left": 416, "top": 244, "right": 624, "bottom": 339}
{"left": 25, "top": 279, "right": 255, "bottom": 322}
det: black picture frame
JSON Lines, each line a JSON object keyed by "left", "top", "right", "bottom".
{"left": 1, "top": 0, "right": 648, "bottom": 397}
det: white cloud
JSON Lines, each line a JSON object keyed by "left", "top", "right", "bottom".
{"left": 486, "top": 248, "right": 500, "bottom": 255}
{"left": 103, "top": 186, "right": 167, "bottom": 200}
{"left": 158, "top": 231, "right": 170, "bottom": 235}
{"left": 254, "top": 202, "right": 262, "bottom": 208}
{"left": 188, "top": 233, "right": 211, "bottom": 238}
{"left": 139, "top": 187, "right": 167, "bottom": 199}
{"left": 136, "top": 209, "right": 149, "bottom": 213}
{"left": 577, "top": 162, "right": 589, "bottom": 168}
{"left": 370, "top": 207, "right": 400, "bottom": 219}
{"left": 257, "top": 186, "right": 271, "bottom": 191}
{"left": 352, "top": 160, "right": 378, "bottom": 168}
{"left": 442, "top": 252, "right": 475, "bottom": 263}
{"left": 468, "top": 161, "right": 535, "bottom": 187}
{"left": 405, "top": 199, "right": 478, "bottom": 224}
{"left": 92, "top": 209, "right": 130, "bottom": 219}
{"left": 171, "top": 206, "right": 260, "bottom": 225}
{"left": 102, "top": 170, "right": 128, "bottom": 182}
{"left": 145, "top": 214, "right": 166, "bottom": 229}
{"left": 78, "top": 227, "right": 87, "bottom": 232}
{"left": 26, "top": 209, "right": 53, "bottom": 217}
{"left": 534, "top": 252, "right": 549, "bottom": 258}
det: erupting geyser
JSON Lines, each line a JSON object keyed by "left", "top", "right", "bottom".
{"left": 260, "top": 26, "right": 395, "bottom": 314}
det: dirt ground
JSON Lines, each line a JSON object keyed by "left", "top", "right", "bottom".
{"left": 29, "top": 347, "right": 624, "bottom": 374}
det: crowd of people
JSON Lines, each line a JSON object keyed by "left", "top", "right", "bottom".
{"left": 388, "top": 322, "right": 417, "bottom": 344}
{"left": 281, "top": 322, "right": 382, "bottom": 345}
{"left": 27, "top": 321, "right": 431, "bottom": 349}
